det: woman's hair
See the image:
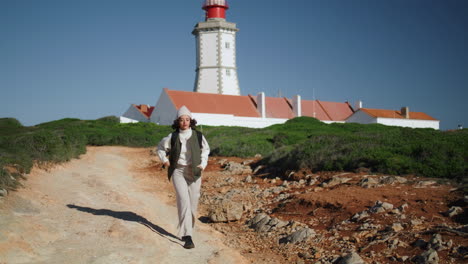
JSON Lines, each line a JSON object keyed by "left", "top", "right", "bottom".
{"left": 172, "top": 118, "right": 198, "bottom": 130}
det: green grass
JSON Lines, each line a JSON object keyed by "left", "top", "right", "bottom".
{"left": 1, "top": 116, "right": 467, "bottom": 192}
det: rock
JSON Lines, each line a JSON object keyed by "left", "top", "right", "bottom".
{"left": 415, "top": 180, "right": 437, "bottom": 188}
{"left": 0, "top": 189, "right": 7, "bottom": 197}
{"left": 248, "top": 213, "right": 273, "bottom": 232}
{"left": 244, "top": 175, "right": 253, "bottom": 183}
{"left": 429, "top": 234, "right": 443, "bottom": 251}
{"left": 369, "top": 200, "right": 393, "bottom": 213}
{"left": 398, "top": 203, "right": 409, "bottom": 212}
{"left": 412, "top": 249, "right": 439, "bottom": 264}
{"left": 242, "top": 160, "right": 254, "bottom": 165}
{"left": 337, "top": 251, "right": 367, "bottom": 264}
{"left": 379, "top": 175, "right": 407, "bottom": 185}
{"left": 411, "top": 219, "right": 423, "bottom": 227}
{"left": 280, "top": 227, "right": 316, "bottom": 244}
{"left": 223, "top": 161, "right": 252, "bottom": 175}
{"left": 282, "top": 180, "right": 289, "bottom": 187}
{"left": 320, "top": 175, "right": 351, "bottom": 188}
{"left": 208, "top": 200, "right": 243, "bottom": 222}
{"left": 391, "top": 223, "right": 404, "bottom": 232}
{"left": 359, "top": 177, "right": 379, "bottom": 188}
{"left": 444, "top": 206, "right": 463, "bottom": 217}
{"left": 267, "top": 217, "right": 288, "bottom": 230}
{"left": 248, "top": 213, "right": 269, "bottom": 226}
{"left": 351, "top": 211, "right": 369, "bottom": 222}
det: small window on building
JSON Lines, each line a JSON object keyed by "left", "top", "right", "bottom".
{"left": 226, "top": 69, "right": 231, "bottom": 76}
{"left": 225, "top": 42, "right": 230, "bottom": 49}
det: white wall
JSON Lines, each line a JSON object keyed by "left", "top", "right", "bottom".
{"left": 220, "top": 30, "right": 236, "bottom": 67}
{"left": 376, "top": 118, "right": 439, "bottom": 130}
{"left": 121, "top": 105, "right": 148, "bottom": 123}
{"left": 150, "top": 90, "right": 178, "bottom": 125}
{"left": 120, "top": 116, "right": 140, "bottom": 123}
{"left": 346, "top": 111, "right": 377, "bottom": 124}
{"left": 192, "top": 113, "right": 288, "bottom": 128}
{"left": 200, "top": 32, "right": 218, "bottom": 67}
{"left": 346, "top": 111, "right": 439, "bottom": 129}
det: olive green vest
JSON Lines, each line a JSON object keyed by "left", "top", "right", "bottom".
{"left": 167, "top": 131, "right": 202, "bottom": 181}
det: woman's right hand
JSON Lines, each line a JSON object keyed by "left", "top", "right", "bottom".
{"left": 163, "top": 161, "right": 170, "bottom": 168}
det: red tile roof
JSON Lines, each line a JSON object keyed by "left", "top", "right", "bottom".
{"left": 301, "top": 100, "right": 354, "bottom": 121}
{"left": 265, "top": 97, "right": 295, "bottom": 119}
{"left": 133, "top": 104, "right": 155, "bottom": 118}
{"left": 166, "top": 88, "right": 261, "bottom": 117}
{"left": 360, "top": 108, "right": 437, "bottom": 120}
{"left": 249, "top": 96, "right": 294, "bottom": 119}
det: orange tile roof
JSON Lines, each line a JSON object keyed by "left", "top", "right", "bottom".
{"left": 318, "top": 100, "right": 354, "bottom": 121}
{"left": 360, "top": 108, "right": 437, "bottom": 120}
{"left": 265, "top": 97, "right": 294, "bottom": 119}
{"left": 166, "top": 89, "right": 261, "bottom": 117}
{"left": 301, "top": 100, "right": 354, "bottom": 121}
{"left": 133, "top": 104, "right": 155, "bottom": 118}
{"left": 249, "top": 96, "right": 294, "bottom": 119}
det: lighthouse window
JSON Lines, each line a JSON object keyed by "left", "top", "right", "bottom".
{"left": 226, "top": 69, "right": 231, "bottom": 76}
{"left": 225, "top": 42, "right": 230, "bottom": 49}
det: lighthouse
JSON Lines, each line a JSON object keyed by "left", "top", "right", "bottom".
{"left": 192, "top": 0, "right": 240, "bottom": 95}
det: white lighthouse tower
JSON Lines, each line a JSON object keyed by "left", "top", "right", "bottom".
{"left": 192, "top": 0, "right": 240, "bottom": 95}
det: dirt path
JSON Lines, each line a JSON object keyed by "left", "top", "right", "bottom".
{"left": 0, "top": 146, "right": 246, "bottom": 264}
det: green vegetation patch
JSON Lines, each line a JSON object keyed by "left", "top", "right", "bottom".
{"left": 1, "top": 116, "right": 466, "bottom": 192}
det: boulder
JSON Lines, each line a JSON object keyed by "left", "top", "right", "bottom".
{"left": 369, "top": 200, "right": 394, "bottom": 213}
{"left": 320, "top": 175, "right": 351, "bottom": 188}
{"left": 280, "top": 227, "right": 315, "bottom": 244}
{"left": 208, "top": 200, "right": 243, "bottom": 222}
{"left": 223, "top": 161, "right": 252, "bottom": 175}
{"left": 444, "top": 206, "right": 463, "bottom": 217}
{"left": 412, "top": 249, "right": 439, "bottom": 264}
{"left": 337, "top": 252, "right": 367, "bottom": 264}
{"left": 359, "top": 177, "right": 379, "bottom": 188}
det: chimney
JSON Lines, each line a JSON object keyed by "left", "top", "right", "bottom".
{"left": 401, "top": 106, "right": 410, "bottom": 119}
{"left": 257, "top": 92, "right": 266, "bottom": 118}
{"left": 355, "top": 100, "right": 362, "bottom": 110}
{"left": 292, "top": 95, "right": 302, "bottom": 117}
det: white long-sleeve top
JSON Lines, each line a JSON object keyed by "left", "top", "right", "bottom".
{"left": 157, "top": 128, "right": 210, "bottom": 169}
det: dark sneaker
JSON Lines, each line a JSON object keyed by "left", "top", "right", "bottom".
{"left": 182, "top": 236, "right": 195, "bottom": 249}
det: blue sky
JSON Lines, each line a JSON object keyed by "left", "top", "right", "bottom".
{"left": 1, "top": 0, "right": 467, "bottom": 130}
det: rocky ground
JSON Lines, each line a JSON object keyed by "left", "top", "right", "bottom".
{"left": 191, "top": 156, "right": 467, "bottom": 264}
{"left": 1, "top": 147, "right": 466, "bottom": 264}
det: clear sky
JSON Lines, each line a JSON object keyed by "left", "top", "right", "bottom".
{"left": 1, "top": 0, "right": 467, "bottom": 130}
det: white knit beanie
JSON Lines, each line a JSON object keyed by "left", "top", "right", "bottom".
{"left": 177, "top": 105, "right": 192, "bottom": 118}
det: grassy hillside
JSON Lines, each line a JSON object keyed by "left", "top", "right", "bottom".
{"left": 1, "top": 116, "right": 467, "bottom": 192}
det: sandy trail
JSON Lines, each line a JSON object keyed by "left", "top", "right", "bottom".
{"left": 0, "top": 146, "right": 246, "bottom": 264}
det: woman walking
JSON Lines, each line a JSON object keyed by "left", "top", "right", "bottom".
{"left": 157, "top": 106, "right": 210, "bottom": 249}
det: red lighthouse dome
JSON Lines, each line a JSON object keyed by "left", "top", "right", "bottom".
{"left": 203, "top": 0, "right": 229, "bottom": 20}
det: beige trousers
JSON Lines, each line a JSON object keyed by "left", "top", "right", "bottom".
{"left": 171, "top": 165, "right": 202, "bottom": 238}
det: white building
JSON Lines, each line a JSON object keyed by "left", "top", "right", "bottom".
{"left": 149, "top": 88, "right": 354, "bottom": 128}
{"left": 192, "top": 0, "right": 240, "bottom": 95}
{"left": 346, "top": 105, "right": 439, "bottom": 130}
{"left": 120, "top": 104, "right": 154, "bottom": 123}
{"left": 121, "top": 1, "right": 440, "bottom": 130}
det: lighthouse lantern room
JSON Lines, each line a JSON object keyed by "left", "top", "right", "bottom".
{"left": 193, "top": 0, "right": 240, "bottom": 95}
